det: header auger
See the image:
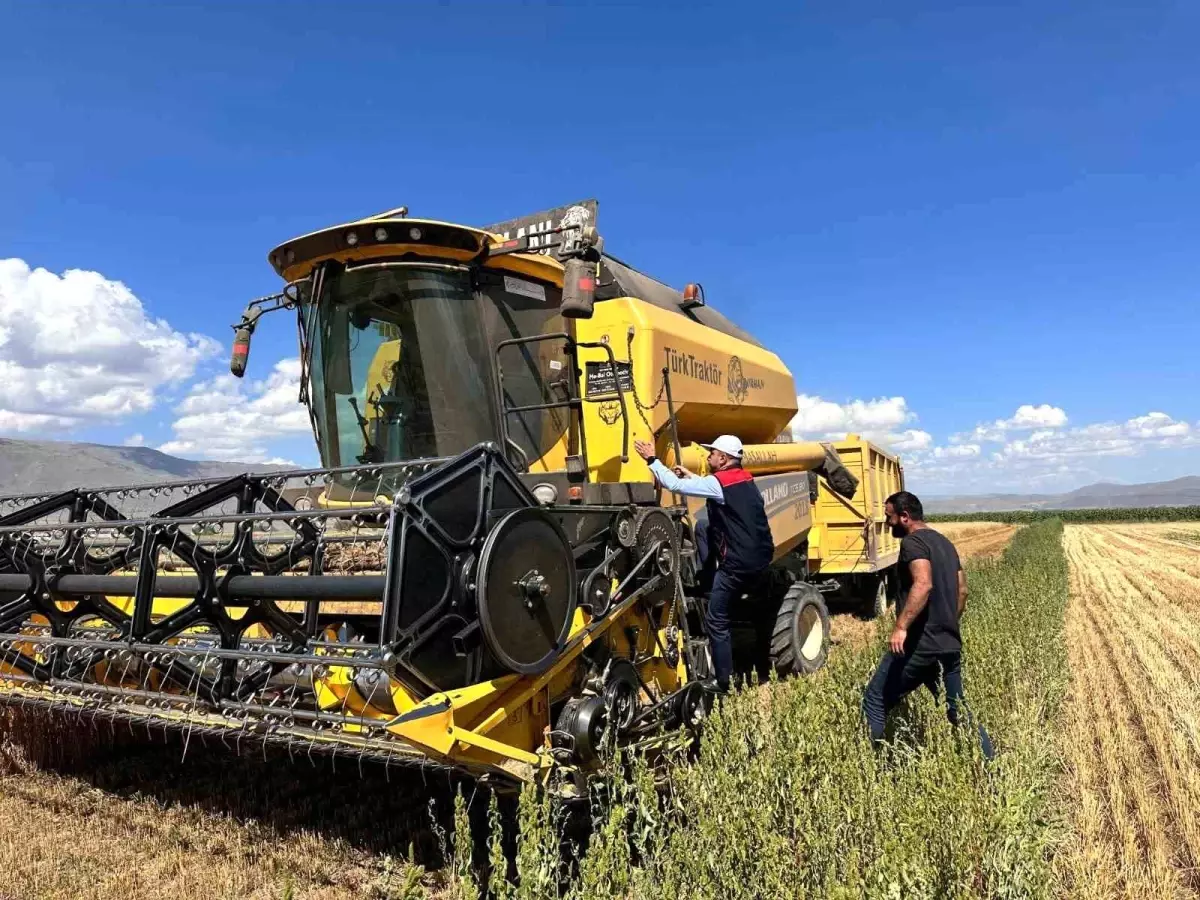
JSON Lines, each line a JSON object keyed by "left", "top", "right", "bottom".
{"left": 0, "top": 199, "right": 901, "bottom": 794}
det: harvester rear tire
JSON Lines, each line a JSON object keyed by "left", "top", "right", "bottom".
{"left": 769, "top": 583, "right": 830, "bottom": 676}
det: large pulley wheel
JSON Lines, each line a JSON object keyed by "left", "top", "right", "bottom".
{"left": 633, "top": 509, "right": 679, "bottom": 607}
{"left": 477, "top": 508, "right": 578, "bottom": 675}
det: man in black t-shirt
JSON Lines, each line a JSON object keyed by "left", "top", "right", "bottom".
{"left": 862, "top": 491, "right": 994, "bottom": 760}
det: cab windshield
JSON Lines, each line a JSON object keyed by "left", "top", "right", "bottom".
{"left": 302, "top": 263, "right": 497, "bottom": 468}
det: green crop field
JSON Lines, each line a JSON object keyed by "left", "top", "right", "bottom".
{"left": 444, "top": 521, "right": 1071, "bottom": 899}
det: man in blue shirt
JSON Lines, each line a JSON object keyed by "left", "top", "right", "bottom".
{"left": 634, "top": 435, "right": 774, "bottom": 693}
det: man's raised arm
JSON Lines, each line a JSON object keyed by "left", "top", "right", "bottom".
{"left": 633, "top": 439, "right": 725, "bottom": 501}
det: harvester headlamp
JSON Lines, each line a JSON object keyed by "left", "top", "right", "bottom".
{"left": 374, "top": 227, "right": 389, "bottom": 242}
{"left": 531, "top": 483, "right": 558, "bottom": 506}
{"left": 345, "top": 231, "right": 359, "bottom": 246}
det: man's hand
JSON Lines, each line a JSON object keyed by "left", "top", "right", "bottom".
{"left": 889, "top": 626, "right": 908, "bottom": 655}
{"left": 633, "top": 439, "right": 656, "bottom": 461}
{"left": 673, "top": 465, "right": 695, "bottom": 479}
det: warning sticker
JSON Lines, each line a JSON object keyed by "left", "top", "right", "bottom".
{"left": 503, "top": 276, "right": 548, "bottom": 303}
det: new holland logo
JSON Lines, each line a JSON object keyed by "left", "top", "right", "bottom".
{"left": 727, "top": 356, "right": 765, "bottom": 405}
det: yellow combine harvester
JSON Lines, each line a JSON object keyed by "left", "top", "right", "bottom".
{"left": 0, "top": 200, "right": 901, "bottom": 792}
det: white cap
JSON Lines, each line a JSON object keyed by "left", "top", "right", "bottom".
{"left": 700, "top": 434, "right": 744, "bottom": 458}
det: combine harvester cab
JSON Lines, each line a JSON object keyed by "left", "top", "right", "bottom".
{"left": 0, "top": 200, "right": 878, "bottom": 793}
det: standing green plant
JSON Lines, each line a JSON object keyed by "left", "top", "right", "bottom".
{"left": 461, "top": 520, "right": 1070, "bottom": 898}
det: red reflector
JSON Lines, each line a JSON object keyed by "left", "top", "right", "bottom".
{"left": 578, "top": 278, "right": 595, "bottom": 291}
{"left": 568, "top": 486, "right": 583, "bottom": 500}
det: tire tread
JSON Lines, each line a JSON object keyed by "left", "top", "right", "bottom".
{"left": 768, "top": 582, "right": 829, "bottom": 676}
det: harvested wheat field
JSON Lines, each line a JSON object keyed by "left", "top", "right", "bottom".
{"left": 936, "top": 521, "right": 1021, "bottom": 560}
{"left": 0, "top": 712, "right": 454, "bottom": 900}
{"left": 1058, "top": 524, "right": 1200, "bottom": 899}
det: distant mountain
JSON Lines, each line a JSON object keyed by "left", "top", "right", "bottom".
{"left": 0, "top": 438, "right": 263, "bottom": 496}
{"left": 924, "top": 476, "right": 1200, "bottom": 514}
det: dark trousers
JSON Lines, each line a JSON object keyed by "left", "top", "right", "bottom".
{"left": 706, "top": 568, "right": 756, "bottom": 691}
{"left": 862, "top": 648, "right": 995, "bottom": 760}
{"left": 695, "top": 519, "right": 753, "bottom": 691}
{"left": 694, "top": 519, "right": 716, "bottom": 592}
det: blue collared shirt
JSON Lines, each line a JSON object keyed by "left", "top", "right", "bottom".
{"left": 648, "top": 459, "right": 725, "bottom": 502}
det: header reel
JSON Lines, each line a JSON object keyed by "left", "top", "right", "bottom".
{"left": 0, "top": 442, "right": 689, "bottom": 781}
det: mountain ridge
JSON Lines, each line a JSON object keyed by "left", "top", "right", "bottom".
{"left": 0, "top": 437, "right": 278, "bottom": 496}
{"left": 0, "top": 437, "right": 1196, "bottom": 514}
{"left": 923, "top": 475, "right": 1200, "bottom": 514}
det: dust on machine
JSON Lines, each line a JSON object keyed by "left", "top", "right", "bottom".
{"left": 0, "top": 200, "right": 903, "bottom": 794}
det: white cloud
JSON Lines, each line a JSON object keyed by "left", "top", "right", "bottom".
{"left": 952, "top": 403, "right": 1068, "bottom": 443}
{"left": 1009, "top": 404, "right": 1067, "bottom": 429}
{"left": 1126, "top": 412, "right": 1189, "bottom": 439}
{"left": 784, "top": 394, "right": 1197, "bottom": 493}
{"left": 932, "top": 443, "right": 981, "bottom": 459}
{"left": 906, "top": 410, "right": 1200, "bottom": 493}
{"left": 0, "top": 259, "right": 220, "bottom": 433}
{"left": 159, "top": 357, "right": 312, "bottom": 462}
{"left": 991, "top": 411, "right": 1196, "bottom": 464}
{"left": 0, "top": 410, "right": 78, "bottom": 432}
{"left": 789, "top": 394, "right": 928, "bottom": 455}
{"left": 791, "top": 394, "right": 910, "bottom": 435}
{"left": 123, "top": 433, "right": 146, "bottom": 447}
{"left": 886, "top": 428, "right": 934, "bottom": 453}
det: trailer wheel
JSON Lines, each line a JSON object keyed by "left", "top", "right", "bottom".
{"left": 866, "top": 575, "right": 889, "bottom": 620}
{"left": 769, "top": 583, "right": 830, "bottom": 676}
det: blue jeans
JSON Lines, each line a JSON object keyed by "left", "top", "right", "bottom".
{"left": 862, "top": 648, "right": 995, "bottom": 760}
{"left": 706, "top": 568, "right": 756, "bottom": 691}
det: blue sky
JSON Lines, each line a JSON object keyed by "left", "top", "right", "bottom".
{"left": 1, "top": 1, "right": 1197, "bottom": 494}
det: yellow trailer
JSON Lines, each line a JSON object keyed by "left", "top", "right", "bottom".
{"left": 806, "top": 435, "right": 905, "bottom": 618}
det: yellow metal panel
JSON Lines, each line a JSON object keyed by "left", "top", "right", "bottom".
{"left": 667, "top": 441, "right": 827, "bottom": 475}
{"left": 575, "top": 297, "right": 798, "bottom": 484}
{"left": 808, "top": 435, "right": 903, "bottom": 576}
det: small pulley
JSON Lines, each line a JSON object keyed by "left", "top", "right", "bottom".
{"left": 554, "top": 695, "right": 607, "bottom": 766}
{"left": 477, "top": 508, "right": 578, "bottom": 674}
{"left": 603, "top": 658, "right": 642, "bottom": 733}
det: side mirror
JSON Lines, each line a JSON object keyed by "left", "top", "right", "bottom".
{"left": 229, "top": 280, "right": 306, "bottom": 378}
{"left": 230, "top": 325, "right": 253, "bottom": 377}
{"left": 561, "top": 258, "right": 597, "bottom": 319}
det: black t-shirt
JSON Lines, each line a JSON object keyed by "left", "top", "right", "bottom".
{"left": 897, "top": 527, "right": 962, "bottom": 654}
